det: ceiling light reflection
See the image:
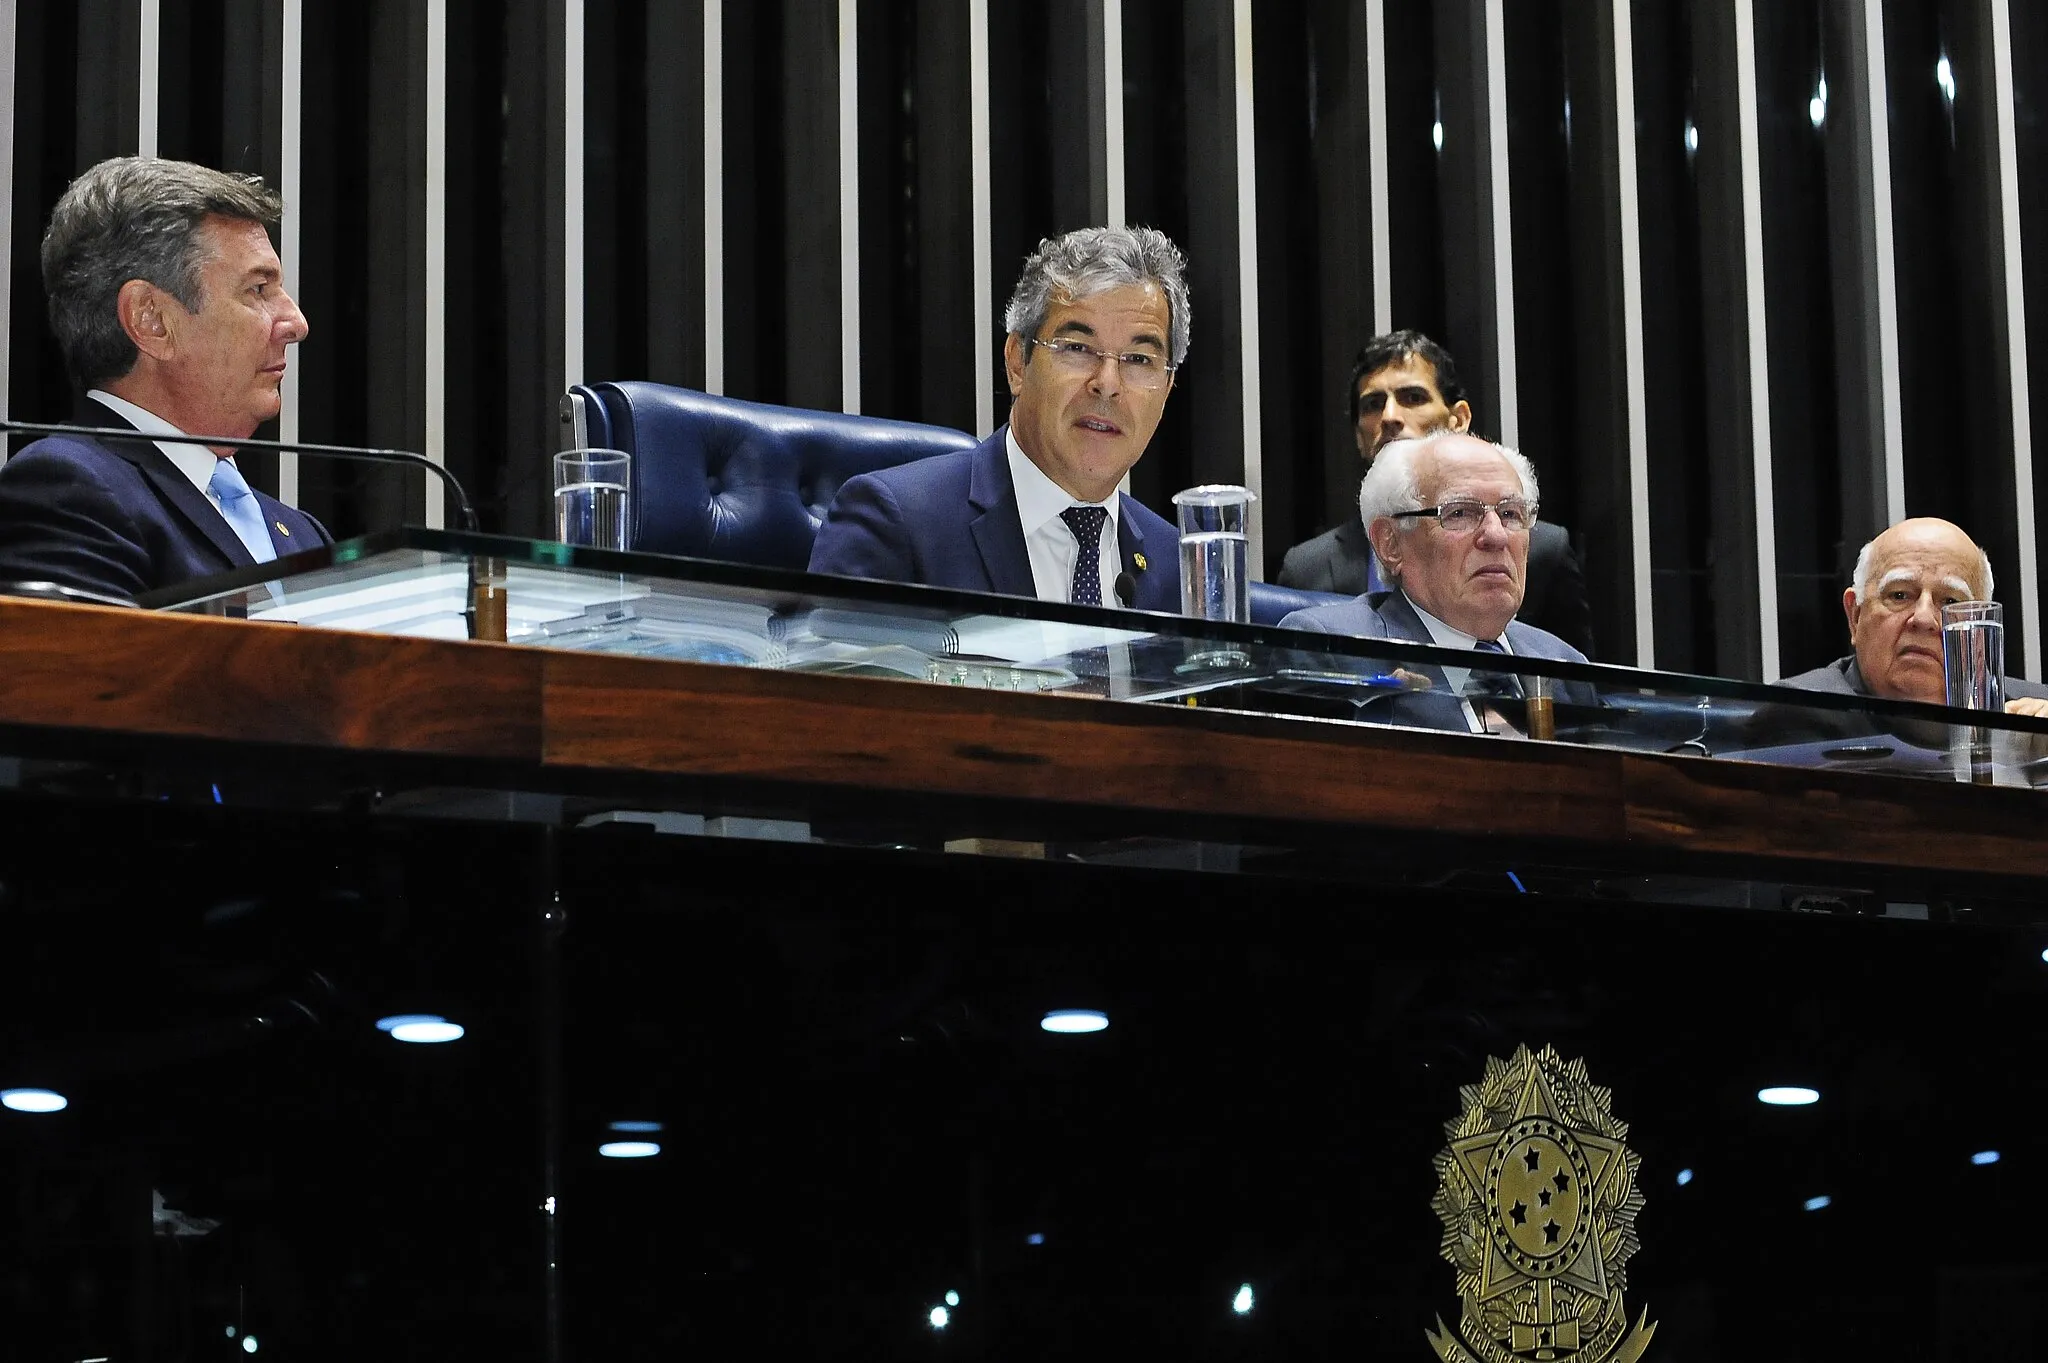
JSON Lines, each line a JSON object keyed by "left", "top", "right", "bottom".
{"left": 1, "top": 1088, "right": 68, "bottom": 1114}
{"left": 608, "top": 1120, "right": 664, "bottom": 1133}
{"left": 1675, "top": 1168, "right": 1694, "bottom": 1187}
{"left": 1233, "top": 1283, "right": 1255, "bottom": 1315}
{"left": 945, "top": 1290, "right": 960, "bottom": 1307}
{"left": 1757, "top": 1086, "right": 1819, "bottom": 1106}
{"left": 929, "top": 1306, "right": 950, "bottom": 1330}
{"left": 599, "top": 1141, "right": 661, "bottom": 1159}
{"left": 1972, "top": 1150, "right": 2001, "bottom": 1166}
{"left": 1803, "top": 1194, "right": 1832, "bottom": 1211}
{"left": 1041, "top": 1009, "right": 1108, "bottom": 1034}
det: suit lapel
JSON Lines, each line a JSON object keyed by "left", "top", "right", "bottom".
{"left": 1114, "top": 496, "right": 1158, "bottom": 608}
{"left": 77, "top": 399, "right": 253, "bottom": 569}
{"left": 966, "top": 429, "right": 1036, "bottom": 596}
{"left": 1376, "top": 591, "right": 1452, "bottom": 691}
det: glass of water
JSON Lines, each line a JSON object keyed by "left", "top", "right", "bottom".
{"left": 1171, "top": 484, "right": 1256, "bottom": 623}
{"left": 553, "top": 448, "right": 632, "bottom": 550}
{"left": 1941, "top": 599, "right": 2004, "bottom": 710}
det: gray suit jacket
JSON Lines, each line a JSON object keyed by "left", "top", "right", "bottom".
{"left": 1277, "top": 514, "right": 1596, "bottom": 659}
{"left": 1777, "top": 655, "right": 2048, "bottom": 703}
{"left": 1743, "top": 654, "right": 2048, "bottom": 752}
{"left": 1278, "top": 589, "right": 1598, "bottom": 729}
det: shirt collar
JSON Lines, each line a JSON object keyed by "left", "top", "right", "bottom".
{"left": 1005, "top": 426, "right": 1115, "bottom": 534}
{"left": 86, "top": 389, "right": 232, "bottom": 498}
{"left": 1403, "top": 593, "right": 1513, "bottom": 655}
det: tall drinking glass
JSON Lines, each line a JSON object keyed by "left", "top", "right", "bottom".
{"left": 1172, "top": 485, "right": 1255, "bottom": 624}
{"left": 553, "top": 448, "right": 632, "bottom": 550}
{"left": 1943, "top": 600, "right": 2003, "bottom": 785}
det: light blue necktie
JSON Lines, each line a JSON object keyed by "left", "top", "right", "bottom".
{"left": 208, "top": 458, "right": 278, "bottom": 564}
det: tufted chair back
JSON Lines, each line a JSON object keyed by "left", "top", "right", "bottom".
{"left": 565, "top": 382, "right": 979, "bottom": 568}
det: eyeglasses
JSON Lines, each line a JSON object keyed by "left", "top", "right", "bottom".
{"left": 1392, "top": 498, "right": 1537, "bottom": 534}
{"left": 1026, "top": 336, "right": 1177, "bottom": 391}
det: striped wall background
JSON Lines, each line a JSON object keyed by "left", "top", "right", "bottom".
{"left": 3, "top": 0, "right": 2045, "bottom": 681}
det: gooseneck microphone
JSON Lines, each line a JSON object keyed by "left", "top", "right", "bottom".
{"left": 0, "top": 418, "right": 481, "bottom": 532}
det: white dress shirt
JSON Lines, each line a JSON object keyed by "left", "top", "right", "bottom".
{"left": 1403, "top": 593, "right": 1515, "bottom": 733}
{"left": 1005, "top": 427, "right": 1123, "bottom": 604}
{"left": 86, "top": 389, "right": 245, "bottom": 516}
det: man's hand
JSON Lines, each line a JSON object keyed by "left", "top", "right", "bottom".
{"left": 2004, "top": 696, "right": 2048, "bottom": 718}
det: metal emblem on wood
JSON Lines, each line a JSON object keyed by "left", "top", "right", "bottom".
{"left": 1426, "top": 1044, "right": 1656, "bottom": 1363}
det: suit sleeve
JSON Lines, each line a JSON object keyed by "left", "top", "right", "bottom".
{"left": 1533, "top": 531, "right": 1597, "bottom": 660}
{"left": 808, "top": 473, "right": 918, "bottom": 584}
{"left": 0, "top": 446, "right": 155, "bottom": 601}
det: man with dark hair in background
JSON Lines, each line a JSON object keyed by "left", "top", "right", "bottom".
{"left": 0, "top": 156, "right": 325, "bottom": 600}
{"left": 1277, "top": 329, "right": 1595, "bottom": 657}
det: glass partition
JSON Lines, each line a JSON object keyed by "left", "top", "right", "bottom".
{"left": 147, "top": 529, "right": 2048, "bottom": 789}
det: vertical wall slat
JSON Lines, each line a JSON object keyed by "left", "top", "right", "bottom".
{"left": 837, "top": 0, "right": 859, "bottom": 414}
{"left": 969, "top": 0, "right": 993, "bottom": 436}
{"left": 1611, "top": 0, "right": 1652, "bottom": 667}
{"left": 422, "top": 0, "right": 446, "bottom": 528}
{"left": 1103, "top": 0, "right": 1125, "bottom": 228}
{"left": 277, "top": 0, "right": 301, "bottom": 500}
{"left": 138, "top": 0, "right": 159, "bottom": 156}
{"left": 1366, "top": 0, "right": 1390, "bottom": 335}
{"left": 1989, "top": 0, "right": 2041, "bottom": 678}
{"left": 1861, "top": 0, "right": 1905, "bottom": 527}
{"left": 1482, "top": 0, "right": 1516, "bottom": 447}
{"left": 1733, "top": 0, "right": 1780, "bottom": 679}
{"left": 0, "top": 3, "right": 15, "bottom": 424}
{"left": 563, "top": 0, "right": 584, "bottom": 393}
{"left": 1232, "top": 0, "right": 1263, "bottom": 572}
{"left": 704, "top": 1, "right": 723, "bottom": 395}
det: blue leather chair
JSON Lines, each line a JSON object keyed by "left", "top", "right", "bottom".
{"left": 562, "top": 381, "right": 1347, "bottom": 624}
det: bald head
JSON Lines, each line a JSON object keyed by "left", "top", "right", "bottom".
{"left": 1844, "top": 518, "right": 1994, "bottom": 703}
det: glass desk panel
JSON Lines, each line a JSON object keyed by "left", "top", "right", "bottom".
{"left": 148, "top": 530, "right": 2048, "bottom": 787}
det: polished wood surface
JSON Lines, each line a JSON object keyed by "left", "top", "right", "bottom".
{"left": 0, "top": 596, "right": 2038, "bottom": 878}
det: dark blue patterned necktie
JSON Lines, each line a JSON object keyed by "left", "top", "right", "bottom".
{"left": 1468, "top": 638, "right": 1522, "bottom": 698}
{"left": 1061, "top": 505, "right": 1110, "bottom": 606}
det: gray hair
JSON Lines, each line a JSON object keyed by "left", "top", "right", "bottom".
{"left": 1359, "top": 432, "right": 1540, "bottom": 530}
{"left": 1003, "top": 225, "right": 1191, "bottom": 366}
{"left": 1849, "top": 534, "right": 1994, "bottom": 604}
{"left": 42, "top": 156, "right": 284, "bottom": 387}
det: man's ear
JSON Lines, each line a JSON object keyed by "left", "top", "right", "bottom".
{"left": 1446, "top": 400, "right": 1473, "bottom": 434}
{"left": 1841, "top": 587, "right": 1860, "bottom": 639}
{"left": 1003, "top": 332, "right": 1026, "bottom": 397}
{"left": 1367, "top": 518, "right": 1403, "bottom": 576}
{"left": 116, "top": 279, "right": 176, "bottom": 362}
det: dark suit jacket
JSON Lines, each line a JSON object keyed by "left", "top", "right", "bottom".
{"left": 1277, "top": 513, "right": 1596, "bottom": 658}
{"left": 1778, "top": 654, "right": 2048, "bottom": 704}
{"left": 0, "top": 398, "right": 331, "bottom": 602}
{"left": 808, "top": 427, "right": 1182, "bottom": 612}
{"left": 1277, "top": 588, "right": 1599, "bottom": 730}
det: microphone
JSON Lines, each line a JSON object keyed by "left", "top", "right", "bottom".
{"left": 1114, "top": 571, "right": 1136, "bottom": 608}
{"left": 0, "top": 418, "right": 481, "bottom": 532}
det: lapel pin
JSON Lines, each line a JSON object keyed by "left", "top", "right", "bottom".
{"left": 275, "top": 521, "right": 290, "bottom": 536}
{"left": 1133, "top": 551, "right": 1147, "bottom": 571}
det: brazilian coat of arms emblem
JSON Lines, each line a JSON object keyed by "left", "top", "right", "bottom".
{"left": 1426, "top": 1044, "right": 1657, "bottom": 1363}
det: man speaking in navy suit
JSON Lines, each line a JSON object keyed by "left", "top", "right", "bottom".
{"left": 0, "top": 157, "right": 326, "bottom": 601}
{"left": 810, "top": 226, "right": 1186, "bottom": 612}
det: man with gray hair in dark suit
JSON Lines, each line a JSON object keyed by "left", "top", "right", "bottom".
{"left": 1279, "top": 432, "right": 1593, "bottom": 732}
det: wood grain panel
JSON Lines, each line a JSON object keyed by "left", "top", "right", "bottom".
{"left": 538, "top": 649, "right": 1628, "bottom": 843}
{"left": 1619, "top": 749, "right": 2048, "bottom": 877}
{"left": 0, "top": 600, "right": 543, "bottom": 760}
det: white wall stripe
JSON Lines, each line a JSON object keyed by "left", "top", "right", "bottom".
{"left": 969, "top": 0, "right": 993, "bottom": 436}
{"left": 1611, "top": 0, "right": 1653, "bottom": 668}
{"left": 1102, "top": 0, "right": 1125, "bottom": 228}
{"left": 0, "top": 3, "right": 15, "bottom": 424}
{"left": 562, "top": 0, "right": 585, "bottom": 394}
{"left": 138, "top": 0, "right": 160, "bottom": 156}
{"left": 837, "top": 0, "right": 860, "bottom": 414}
{"left": 1733, "top": 0, "right": 1780, "bottom": 679}
{"left": 703, "top": 0, "right": 723, "bottom": 395}
{"left": 1232, "top": 0, "right": 1264, "bottom": 575}
{"left": 1861, "top": 0, "right": 1905, "bottom": 524}
{"left": 278, "top": 0, "right": 302, "bottom": 501}
{"left": 1990, "top": 0, "right": 2041, "bottom": 678}
{"left": 1365, "top": 0, "right": 1390, "bottom": 334}
{"left": 423, "top": 0, "right": 446, "bottom": 529}
{"left": 1482, "top": 0, "right": 1517, "bottom": 448}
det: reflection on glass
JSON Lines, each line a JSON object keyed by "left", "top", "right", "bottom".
{"left": 598, "top": 1141, "right": 661, "bottom": 1159}
{"left": 928, "top": 1306, "right": 950, "bottom": 1330}
{"left": 1803, "top": 1195, "right": 1832, "bottom": 1212}
{"left": 0, "top": 1087, "right": 67, "bottom": 1113}
{"left": 1233, "top": 1283, "right": 1255, "bottom": 1315}
{"left": 378, "top": 1014, "right": 465, "bottom": 1044}
{"left": 1675, "top": 1168, "right": 1694, "bottom": 1186}
{"left": 1041, "top": 1009, "right": 1109, "bottom": 1034}
{"left": 1971, "top": 1150, "right": 2001, "bottom": 1166}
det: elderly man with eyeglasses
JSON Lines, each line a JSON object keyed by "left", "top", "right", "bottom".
{"left": 1279, "top": 432, "right": 1592, "bottom": 729}
{"left": 809, "top": 225, "right": 1186, "bottom": 611}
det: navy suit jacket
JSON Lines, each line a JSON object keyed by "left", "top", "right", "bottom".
{"left": 808, "top": 427, "right": 1182, "bottom": 612}
{"left": 1279, "top": 588, "right": 1598, "bottom": 730}
{"left": 0, "top": 398, "right": 331, "bottom": 602}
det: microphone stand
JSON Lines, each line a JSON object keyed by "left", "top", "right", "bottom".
{"left": 0, "top": 418, "right": 482, "bottom": 532}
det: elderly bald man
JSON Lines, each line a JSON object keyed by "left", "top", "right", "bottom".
{"left": 1779, "top": 517, "right": 2048, "bottom": 714}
